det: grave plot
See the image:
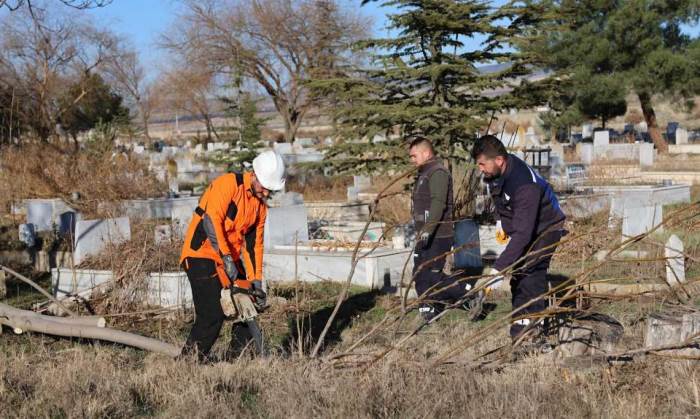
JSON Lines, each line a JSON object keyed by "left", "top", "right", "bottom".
{"left": 52, "top": 268, "right": 192, "bottom": 309}
{"left": 24, "top": 199, "right": 79, "bottom": 233}
{"left": 74, "top": 217, "right": 131, "bottom": 265}
{"left": 263, "top": 244, "right": 412, "bottom": 289}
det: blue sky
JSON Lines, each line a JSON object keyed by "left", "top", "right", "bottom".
{"left": 13, "top": 0, "right": 697, "bottom": 78}
{"left": 83, "top": 1, "right": 700, "bottom": 72}
{"left": 82, "top": 0, "right": 499, "bottom": 78}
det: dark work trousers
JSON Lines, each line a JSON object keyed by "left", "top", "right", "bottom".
{"left": 509, "top": 229, "right": 564, "bottom": 338}
{"left": 181, "top": 257, "right": 226, "bottom": 360}
{"left": 413, "top": 236, "right": 463, "bottom": 304}
{"left": 181, "top": 257, "right": 252, "bottom": 361}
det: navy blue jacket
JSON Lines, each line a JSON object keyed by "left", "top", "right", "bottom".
{"left": 489, "top": 154, "right": 565, "bottom": 271}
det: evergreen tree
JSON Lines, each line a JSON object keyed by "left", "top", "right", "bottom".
{"left": 312, "top": 0, "right": 535, "bottom": 174}
{"left": 211, "top": 93, "right": 267, "bottom": 171}
{"left": 505, "top": 0, "right": 700, "bottom": 152}
{"left": 574, "top": 73, "right": 627, "bottom": 129}
{"left": 58, "top": 73, "right": 129, "bottom": 142}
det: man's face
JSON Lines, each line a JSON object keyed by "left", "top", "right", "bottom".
{"left": 409, "top": 145, "right": 432, "bottom": 167}
{"left": 476, "top": 155, "right": 506, "bottom": 180}
{"left": 251, "top": 176, "right": 271, "bottom": 200}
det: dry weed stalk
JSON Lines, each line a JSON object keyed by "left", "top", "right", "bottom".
{"left": 309, "top": 168, "right": 416, "bottom": 358}
{"left": 78, "top": 218, "right": 182, "bottom": 314}
{"left": 322, "top": 201, "right": 698, "bottom": 369}
{"left": 0, "top": 143, "right": 165, "bottom": 217}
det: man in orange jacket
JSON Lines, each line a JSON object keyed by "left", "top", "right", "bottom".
{"left": 179, "top": 150, "right": 286, "bottom": 360}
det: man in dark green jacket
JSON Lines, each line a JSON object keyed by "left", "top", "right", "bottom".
{"left": 409, "top": 136, "right": 460, "bottom": 321}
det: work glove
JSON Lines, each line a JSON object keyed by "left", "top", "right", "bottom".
{"left": 476, "top": 267, "right": 504, "bottom": 295}
{"left": 220, "top": 288, "right": 237, "bottom": 317}
{"left": 251, "top": 281, "right": 267, "bottom": 309}
{"left": 495, "top": 220, "right": 510, "bottom": 245}
{"left": 222, "top": 254, "right": 238, "bottom": 281}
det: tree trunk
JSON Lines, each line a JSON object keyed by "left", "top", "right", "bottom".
{"left": 638, "top": 92, "right": 667, "bottom": 153}
{"left": 0, "top": 302, "right": 180, "bottom": 357}
{"left": 283, "top": 112, "right": 302, "bottom": 143}
{"left": 140, "top": 110, "right": 151, "bottom": 142}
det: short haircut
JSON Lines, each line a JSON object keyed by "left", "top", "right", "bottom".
{"left": 408, "top": 136, "right": 435, "bottom": 154}
{"left": 471, "top": 135, "right": 508, "bottom": 160}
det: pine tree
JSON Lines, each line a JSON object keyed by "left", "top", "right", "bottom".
{"left": 312, "top": 0, "right": 535, "bottom": 174}
{"left": 210, "top": 93, "right": 267, "bottom": 171}
{"left": 505, "top": 0, "right": 700, "bottom": 152}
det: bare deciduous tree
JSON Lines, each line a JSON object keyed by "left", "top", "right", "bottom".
{"left": 0, "top": 0, "right": 111, "bottom": 11}
{"left": 103, "top": 41, "right": 161, "bottom": 142}
{"left": 163, "top": 0, "right": 366, "bottom": 142}
{"left": 161, "top": 65, "right": 222, "bottom": 142}
{"left": 0, "top": 5, "right": 116, "bottom": 142}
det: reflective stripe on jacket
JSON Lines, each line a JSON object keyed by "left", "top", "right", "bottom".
{"left": 180, "top": 172, "right": 267, "bottom": 287}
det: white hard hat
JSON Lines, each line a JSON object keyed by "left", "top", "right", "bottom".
{"left": 252, "top": 150, "right": 286, "bottom": 191}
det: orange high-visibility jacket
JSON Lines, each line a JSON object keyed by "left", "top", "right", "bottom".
{"left": 180, "top": 172, "right": 267, "bottom": 288}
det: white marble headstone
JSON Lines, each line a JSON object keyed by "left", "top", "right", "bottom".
{"left": 622, "top": 204, "right": 663, "bottom": 238}
{"left": 665, "top": 234, "right": 685, "bottom": 285}
{"left": 74, "top": 217, "right": 131, "bottom": 265}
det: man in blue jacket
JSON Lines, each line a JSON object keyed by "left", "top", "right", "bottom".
{"left": 471, "top": 135, "right": 566, "bottom": 339}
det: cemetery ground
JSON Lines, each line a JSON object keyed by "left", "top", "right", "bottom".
{"left": 1, "top": 193, "right": 699, "bottom": 417}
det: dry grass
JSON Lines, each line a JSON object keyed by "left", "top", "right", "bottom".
{"left": 2, "top": 289, "right": 700, "bottom": 418}
{"left": 651, "top": 154, "right": 700, "bottom": 172}
{"left": 286, "top": 174, "right": 352, "bottom": 202}
{"left": 0, "top": 143, "right": 165, "bottom": 218}
{"left": 1, "top": 154, "right": 699, "bottom": 416}
{"left": 77, "top": 219, "right": 182, "bottom": 314}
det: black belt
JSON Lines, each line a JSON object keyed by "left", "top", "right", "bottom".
{"left": 195, "top": 206, "right": 205, "bottom": 217}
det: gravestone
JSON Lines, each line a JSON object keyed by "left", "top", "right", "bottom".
{"left": 675, "top": 128, "right": 689, "bottom": 145}
{"left": 645, "top": 315, "right": 681, "bottom": 348}
{"left": 74, "top": 217, "right": 131, "bottom": 265}
{"left": 645, "top": 313, "right": 700, "bottom": 356}
{"left": 681, "top": 313, "right": 700, "bottom": 342}
{"left": 27, "top": 201, "right": 54, "bottom": 232}
{"left": 168, "top": 178, "right": 180, "bottom": 194}
{"left": 639, "top": 143, "right": 654, "bottom": 167}
{"left": 347, "top": 186, "right": 359, "bottom": 202}
{"left": 622, "top": 204, "right": 663, "bottom": 238}
{"left": 271, "top": 191, "right": 304, "bottom": 207}
{"left": 353, "top": 175, "right": 372, "bottom": 191}
{"left": 578, "top": 143, "right": 594, "bottom": 164}
{"left": 18, "top": 223, "right": 36, "bottom": 248}
{"left": 623, "top": 204, "right": 664, "bottom": 236}
{"left": 582, "top": 123, "right": 593, "bottom": 139}
{"left": 593, "top": 130, "right": 609, "bottom": 152}
{"left": 264, "top": 205, "right": 309, "bottom": 249}
{"left": 171, "top": 204, "right": 194, "bottom": 231}
{"left": 664, "top": 234, "right": 685, "bottom": 285}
